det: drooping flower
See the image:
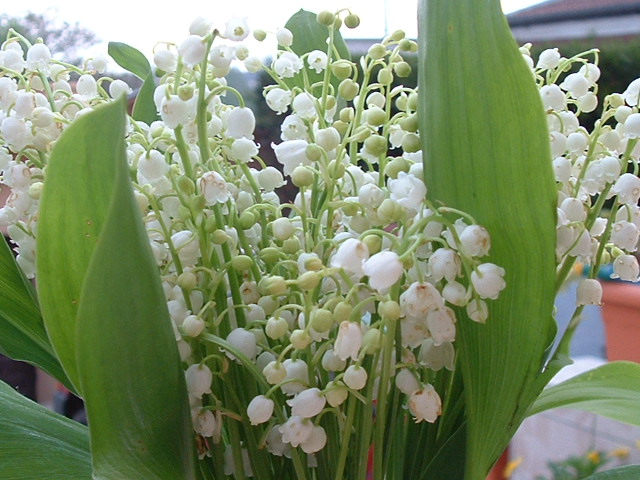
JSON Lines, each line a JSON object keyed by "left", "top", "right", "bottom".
{"left": 576, "top": 278, "right": 603, "bottom": 306}
{"left": 224, "top": 17, "right": 250, "bottom": 41}
{"left": 287, "top": 388, "right": 326, "bottom": 418}
{"left": 330, "top": 238, "right": 369, "bottom": 277}
{"left": 334, "top": 321, "right": 363, "bottom": 361}
{"left": 272, "top": 139, "right": 313, "bottom": 176}
{"left": 307, "top": 50, "right": 328, "bottom": 73}
{"left": 247, "top": 395, "right": 275, "bottom": 425}
{"left": 199, "top": 171, "right": 229, "bottom": 205}
{"left": 185, "top": 363, "right": 212, "bottom": 398}
{"left": 362, "top": 250, "right": 403, "bottom": 291}
{"left": 470, "top": 263, "right": 506, "bottom": 299}
{"left": 408, "top": 384, "right": 442, "bottom": 423}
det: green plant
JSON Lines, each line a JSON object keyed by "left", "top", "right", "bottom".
{"left": 1, "top": 1, "right": 640, "bottom": 479}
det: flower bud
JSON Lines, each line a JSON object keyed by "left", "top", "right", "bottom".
{"left": 263, "top": 361, "right": 287, "bottom": 384}
{"left": 316, "top": 10, "right": 335, "bottom": 26}
{"left": 331, "top": 60, "right": 353, "bottom": 80}
{"left": 324, "top": 381, "right": 349, "bottom": 407}
{"left": 344, "top": 14, "right": 360, "bottom": 29}
{"left": 395, "top": 368, "right": 420, "bottom": 395}
{"left": 290, "top": 329, "right": 312, "bottom": 349}
{"left": 185, "top": 363, "right": 212, "bottom": 398}
{"left": 362, "top": 328, "right": 381, "bottom": 354}
{"left": 368, "top": 43, "right": 387, "bottom": 60}
{"left": 183, "top": 314, "right": 206, "bottom": 337}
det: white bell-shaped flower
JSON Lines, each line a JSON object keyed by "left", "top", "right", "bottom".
{"left": 343, "top": 365, "right": 367, "bottom": 390}
{"left": 388, "top": 172, "right": 427, "bottom": 213}
{"left": 247, "top": 395, "right": 274, "bottom": 425}
{"left": 225, "top": 107, "right": 255, "bottom": 139}
{"left": 224, "top": 17, "right": 250, "bottom": 41}
{"left": 199, "top": 171, "right": 230, "bottom": 205}
{"left": 226, "top": 328, "right": 257, "bottom": 361}
{"left": 611, "top": 221, "right": 639, "bottom": 251}
{"left": 300, "top": 425, "right": 327, "bottom": 453}
{"left": 466, "top": 299, "right": 489, "bottom": 323}
{"left": 408, "top": 384, "right": 442, "bottom": 423}
{"left": 272, "top": 139, "right": 313, "bottom": 176}
{"left": 334, "top": 321, "right": 363, "bottom": 361}
{"left": 470, "top": 263, "right": 506, "bottom": 299}
{"left": 459, "top": 224, "right": 491, "bottom": 257}
{"left": 287, "top": 388, "right": 326, "bottom": 418}
{"left": 279, "top": 416, "right": 313, "bottom": 447}
{"left": 192, "top": 408, "right": 217, "bottom": 437}
{"left": 281, "top": 359, "right": 309, "bottom": 395}
{"left": 419, "top": 339, "right": 455, "bottom": 371}
{"left": 400, "top": 282, "right": 445, "bottom": 318}
{"left": 428, "top": 248, "right": 461, "bottom": 282}
{"left": 395, "top": 368, "right": 420, "bottom": 395}
{"left": 363, "top": 250, "right": 403, "bottom": 291}
{"left": 576, "top": 278, "right": 603, "bottom": 306}
{"left": 276, "top": 27, "right": 294, "bottom": 47}
{"left": 171, "top": 230, "right": 201, "bottom": 266}
{"left": 427, "top": 307, "right": 456, "bottom": 345}
{"left": 265, "top": 88, "right": 292, "bottom": 114}
{"left": 185, "top": 363, "right": 212, "bottom": 398}
{"left": 178, "top": 35, "right": 207, "bottom": 67}
{"left": 307, "top": 50, "right": 328, "bottom": 73}
{"left": 612, "top": 254, "right": 640, "bottom": 282}
{"left": 321, "top": 349, "right": 347, "bottom": 372}
{"left": 331, "top": 238, "right": 369, "bottom": 277}
{"left": 324, "top": 381, "right": 349, "bottom": 407}
{"left": 611, "top": 173, "right": 640, "bottom": 205}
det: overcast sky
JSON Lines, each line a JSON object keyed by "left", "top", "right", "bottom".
{"left": 2, "top": 0, "right": 542, "bottom": 60}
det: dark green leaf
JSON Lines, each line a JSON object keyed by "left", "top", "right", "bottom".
{"left": 108, "top": 41, "right": 151, "bottom": 80}
{"left": 0, "top": 380, "right": 91, "bottom": 479}
{"left": 583, "top": 466, "right": 640, "bottom": 479}
{"left": 0, "top": 232, "right": 72, "bottom": 389}
{"left": 529, "top": 361, "right": 640, "bottom": 425}
{"left": 419, "top": 0, "right": 557, "bottom": 477}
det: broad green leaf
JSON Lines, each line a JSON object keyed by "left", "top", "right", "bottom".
{"left": 40, "top": 100, "right": 196, "bottom": 479}
{"left": 529, "top": 361, "right": 640, "bottom": 425}
{"left": 419, "top": 0, "right": 557, "bottom": 478}
{"left": 0, "top": 380, "right": 91, "bottom": 479}
{"left": 108, "top": 41, "right": 159, "bottom": 124}
{"left": 108, "top": 41, "right": 152, "bottom": 80}
{"left": 37, "top": 100, "right": 128, "bottom": 389}
{"left": 584, "top": 466, "right": 640, "bottom": 479}
{"left": 284, "top": 9, "right": 351, "bottom": 91}
{"left": 0, "top": 237, "right": 72, "bottom": 389}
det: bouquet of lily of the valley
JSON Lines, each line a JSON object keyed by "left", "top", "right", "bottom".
{"left": 1, "top": 1, "right": 640, "bottom": 479}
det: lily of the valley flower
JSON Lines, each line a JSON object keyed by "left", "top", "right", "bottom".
{"left": 408, "top": 384, "right": 442, "bottom": 423}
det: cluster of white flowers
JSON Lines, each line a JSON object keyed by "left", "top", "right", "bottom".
{"left": 520, "top": 46, "right": 640, "bottom": 307}
{"left": 8, "top": 9, "right": 639, "bottom": 475}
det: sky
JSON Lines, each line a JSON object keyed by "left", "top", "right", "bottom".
{"left": 2, "top": 0, "right": 542, "bottom": 61}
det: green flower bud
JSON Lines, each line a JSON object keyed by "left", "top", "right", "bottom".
{"left": 316, "top": 10, "right": 335, "bottom": 26}
{"left": 344, "top": 14, "right": 360, "bottom": 29}
{"left": 401, "top": 132, "right": 421, "bottom": 153}
{"left": 212, "top": 229, "right": 228, "bottom": 244}
{"left": 396, "top": 94, "right": 409, "bottom": 112}
{"left": 362, "top": 328, "right": 381, "bottom": 354}
{"left": 205, "top": 216, "right": 218, "bottom": 233}
{"left": 408, "top": 92, "right": 418, "bottom": 111}
{"left": 305, "top": 143, "right": 323, "bottom": 162}
{"left": 231, "top": 255, "right": 254, "bottom": 271}
{"left": 333, "top": 17, "right": 343, "bottom": 30}
{"left": 608, "top": 93, "right": 625, "bottom": 109}
{"left": 341, "top": 200, "right": 359, "bottom": 216}
{"left": 334, "top": 302, "right": 353, "bottom": 322}
{"left": 339, "top": 79, "right": 359, "bottom": 101}
{"left": 332, "top": 120, "right": 349, "bottom": 137}
{"left": 377, "top": 67, "right": 393, "bottom": 85}
{"left": 399, "top": 39, "right": 415, "bottom": 52}
{"left": 399, "top": 114, "right": 418, "bottom": 133}
{"left": 384, "top": 157, "right": 411, "bottom": 179}
{"left": 339, "top": 107, "right": 354, "bottom": 123}
{"left": 325, "top": 95, "right": 337, "bottom": 111}
{"left": 377, "top": 198, "right": 404, "bottom": 224}
{"left": 259, "top": 275, "right": 287, "bottom": 296}
{"left": 366, "top": 106, "right": 387, "bottom": 127}
{"left": 327, "top": 159, "right": 345, "bottom": 179}
{"left": 177, "top": 271, "right": 198, "bottom": 290}
{"left": 291, "top": 165, "right": 315, "bottom": 187}
{"left": 190, "top": 195, "right": 206, "bottom": 212}
{"left": 298, "top": 271, "right": 321, "bottom": 291}
{"left": 260, "top": 247, "right": 281, "bottom": 264}
{"left": 389, "top": 30, "right": 406, "bottom": 41}
{"left": 310, "top": 308, "right": 333, "bottom": 332}
{"left": 178, "top": 205, "right": 191, "bottom": 221}
{"left": 28, "top": 182, "right": 43, "bottom": 199}
{"left": 283, "top": 236, "right": 300, "bottom": 254}
{"left": 178, "top": 84, "right": 195, "bottom": 101}
{"left": 331, "top": 60, "right": 353, "bottom": 80}
{"left": 177, "top": 175, "right": 195, "bottom": 195}
{"left": 364, "top": 134, "right": 388, "bottom": 156}
{"left": 393, "top": 61, "right": 412, "bottom": 78}
{"left": 362, "top": 234, "right": 382, "bottom": 255}
{"left": 378, "top": 300, "right": 401, "bottom": 320}
{"left": 353, "top": 126, "right": 372, "bottom": 142}
{"left": 368, "top": 43, "right": 387, "bottom": 60}
{"left": 253, "top": 29, "right": 267, "bottom": 41}
{"left": 238, "top": 211, "right": 256, "bottom": 230}
{"left": 290, "top": 329, "right": 312, "bottom": 349}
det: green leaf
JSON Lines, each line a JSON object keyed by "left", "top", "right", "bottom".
{"left": 419, "top": 0, "right": 557, "bottom": 478}
{"left": 132, "top": 73, "right": 159, "bottom": 124}
{"left": 529, "top": 361, "right": 640, "bottom": 425}
{"left": 0, "top": 380, "right": 91, "bottom": 479}
{"left": 284, "top": 9, "right": 351, "bottom": 91}
{"left": 108, "top": 41, "right": 151, "bottom": 80}
{"left": 583, "top": 466, "right": 640, "bottom": 479}
{"left": 39, "top": 100, "right": 196, "bottom": 479}
{"left": 38, "top": 100, "right": 129, "bottom": 389}
{"left": 0, "top": 237, "right": 72, "bottom": 389}
{"left": 108, "top": 41, "right": 159, "bottom": 124}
